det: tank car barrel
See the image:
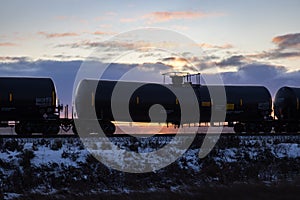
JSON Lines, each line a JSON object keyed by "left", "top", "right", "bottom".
{"left": 0, "top": 77, "right": 61, "bottom": 135}
{"left": 2, "top": 75, "right": 300, "bottom": 136}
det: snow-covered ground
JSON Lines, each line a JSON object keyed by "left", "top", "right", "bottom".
{"left": 1, "top": 134, "right": 300, "bottom": 199}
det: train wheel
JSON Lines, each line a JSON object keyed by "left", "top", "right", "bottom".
{"left": 245, "top": 123, "right": 258, "bottom": 133}
{"left": 44, "top": 123, "right": 60, "bottom": 135}
{"left": 286, "top": 124, "right": 298, "bottom": 133}
{"left": 15, "top": 123, "right": 22, "bottom": 135}
{"left": 174, "top": 122, "right": 180, "bottom": 128}
{"left": 233, "top": 123, "right": 244, "bottom": 133}
{"left": 22, "top": 126, "right": 33, "bottom": 135}
{"left": 263, "top": 125, "right": 272, "bottom": 133}
{"left": 17, "top": 121, "right": 33, "bottom": 135}
{"left": 100, "top": 121, "right": 116, "bottom": 136}
{"left": 274, "top": 125, "right": 282, "bottom": 133}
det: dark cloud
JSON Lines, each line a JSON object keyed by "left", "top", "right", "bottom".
{"left": 267, "top": 51, "right": 300, "bottom": 59}
{"left": 0, "top": 56, "right": 30, "bottom": 62}
{"left": 55, "top": 40, "right": 151, "bottom": 52}
{"left": 216, "top": 55, "right": 246, "bottom": 67}
{"left": 138, "top": 52, "right": 163, "bottom": 59}
{"left": 49, "top": 54, "right": 86, "bottom": 60}
{"left": 162, "top": 57, "right": 188, "bottom": 62}
{"left": 220, "top": 64, "right": 300, "bottom": 96}
{"left": 160, "top": 55, "right": 219, "bottom": 71}
{"left": 250, "top": 50, "right": 300, "bottom": 60}
{"left": 202, "top": 54, "right": 220, "bottom": 61}
{"left": 253, "top": 33, "right": 300, "bottom": 60}
{"left": 272, "top": 33, "right": 300, "bottom": 50}
{"left": 55, "top": 41, "right": 102, "bottom": 49}
{"left": 222, "top": 64, "right": 286, "bottom": 83}
{"left": 245, "top": 33, "right": 300, "bottom": 60}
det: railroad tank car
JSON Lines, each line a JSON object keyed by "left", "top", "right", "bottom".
{"left": 274, "top": 86, "right": 300, "bottom": 132}
{"left": 0, "top": 77, "right": 60, "bottom": 134}
{"left": 225, "top": 86, "right": 272, "bottom": 132}
{"left": 74, "top": 78, "right": 272, "bottom": 135}
{"left": 74, "top": 79, "right": 197, "bottom": 135}
{"left": 198, "top": 86, "right": 272, "bottom": 122}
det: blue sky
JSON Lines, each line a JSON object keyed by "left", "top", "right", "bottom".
{"left": 1, "top": 0, "right": 300, "bottom": 67}
{"left": 1, "top": 0, "right": 300, "bottom": 104}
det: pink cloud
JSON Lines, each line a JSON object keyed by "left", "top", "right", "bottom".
{"left": 143, "top": 11, "right": 223, "bottom": 23}
{"left": 38, "top": 32, "right": 79, "bottom": 38}
{"left": 93, "top": 31, "right": 115, "bottom": 35}
{"left": 0, "top": 42, "right": 17, "bottom": 47}
{"left": 198, "top": 43, "right": 233, "bottom": 49}
{"left": 272, "top": 33, "right": 300, "bottom": 49}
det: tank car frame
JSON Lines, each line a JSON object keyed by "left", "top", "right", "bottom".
{"left": 0, "top": 77, "right": 68, "bottom": 135}
{"left": 74, "top": 73, "right": 274, "bottom": 135}
{"left": 273, "top": 86, "right": 300, "bottom": 133}
{"left": 2, "top": 74, "right": 300, "bottom": 135}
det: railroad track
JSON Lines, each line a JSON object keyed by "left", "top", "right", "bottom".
{"left": 1, "top": 132, "right": 300, "bottom": 139}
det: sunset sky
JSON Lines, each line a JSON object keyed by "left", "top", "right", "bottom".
{"left": 1, "top": 0, "right": 300, "bottom": 104}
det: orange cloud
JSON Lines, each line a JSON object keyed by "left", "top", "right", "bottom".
{"left": 143, "top": 11, "right": 223, "bottom": 23}
{"left": 198, "top": 43, "right": 233, "bottom": 49}
{"left": 0, "top": 42, "right": 17, "bottom": 46}
{"left": 272, "top": 37, "right": 282, "bottom": 44}
{"left": 272, "top": 33, "right": 300, "bottom": 49}
{"left": 161, "top": 56, "right": 192, "bottom": 70}
{"left": 38, "top": 32, "right": 79, "bottom": 38}
{"left": 93, "top": 31, "right": 115, "bottom": 35}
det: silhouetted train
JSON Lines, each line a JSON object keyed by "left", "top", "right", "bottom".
{"left": 0, "top": 75, "right": 299, "bottom": 135}
{"left": 0, "top": 77, "right": 61, "bottom": 134}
